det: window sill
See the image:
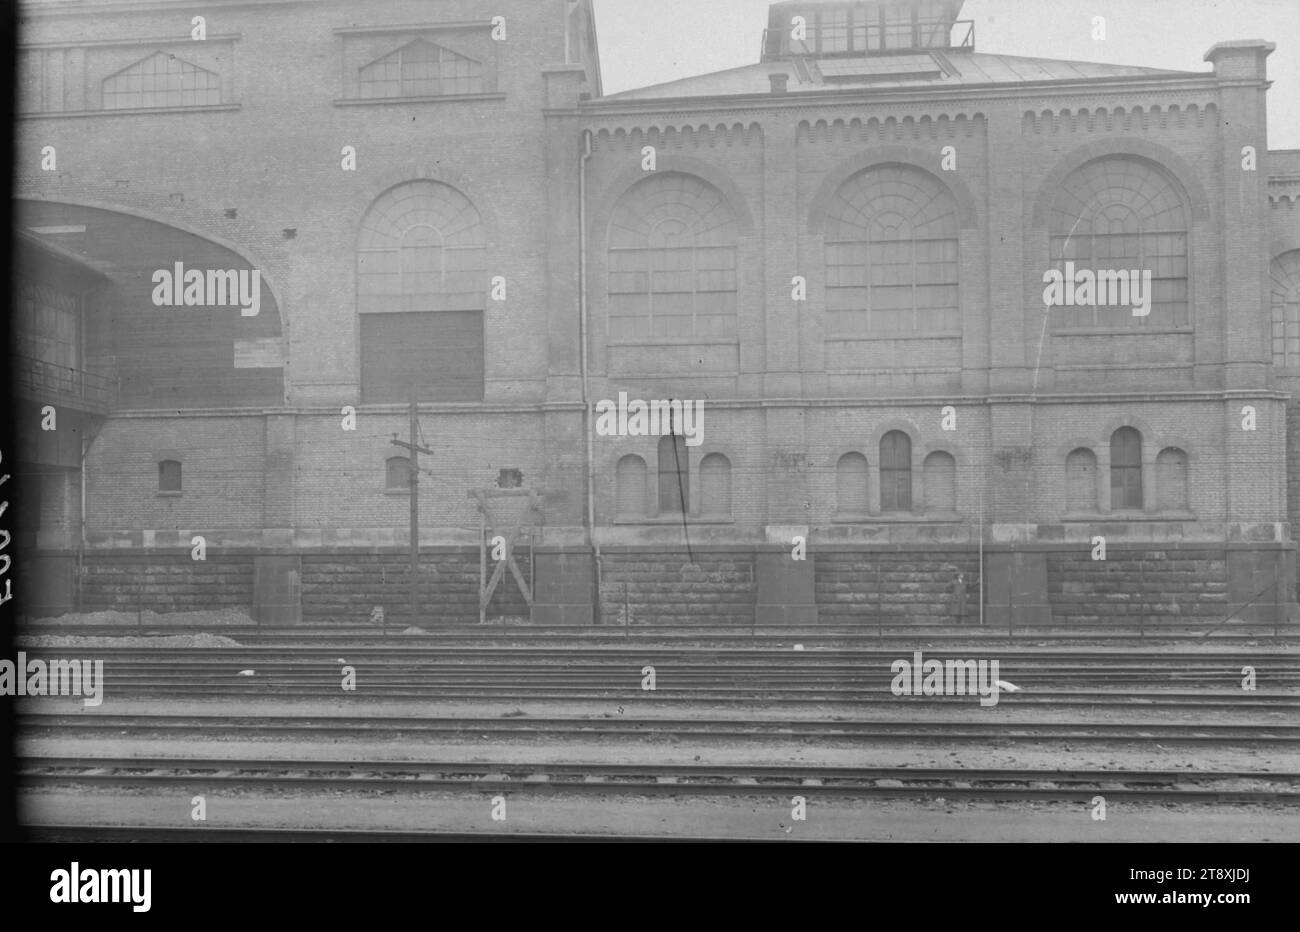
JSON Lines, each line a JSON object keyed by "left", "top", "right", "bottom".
{"left": 1051, "top": 327, "right": 1193, "bottom": 337}
{"left": 384, "top": 488, "right": 412, "bottom": 497}
{"left": 1062, "top": 512, "right": 1196, "bottom": 522}
{"left": 334, "top": 93, "right": 506, "bottom": 107}
{"left": 833, "top": 513, "right": 960, "bottom": 523}
{"left": 21, "top": 104, "right": 241, "bottom": 119}
{"left": 156, "top": 492, "right": 183, "bottom": 499}
{"left": 607, "top": 337, "right": 738, "bottom": 347}
{"left": 614, "top": 515, "right": 734, "bottom": 525}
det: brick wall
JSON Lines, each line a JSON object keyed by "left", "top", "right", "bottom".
{"left": 816, "top": 549, "right": 980, "bottom": 623}
{"left": 79, "top": 553, "right": 255, "bottom": 614}
{"left": 597, "top": 550, "right": 756, "bottom": 625}
{"left": 301, "top": 549, "right": 530, "bottom": 623}
{"left": 1047, "top": 548, "right": 1229, "bottom": 624}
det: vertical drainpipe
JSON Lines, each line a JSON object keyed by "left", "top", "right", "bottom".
{"left": 580, "top": 127, "right": 602, "bottom": 622}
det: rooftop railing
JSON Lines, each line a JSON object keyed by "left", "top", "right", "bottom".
{"left": 762, "top": 19, "right": 973, "bottom": 61}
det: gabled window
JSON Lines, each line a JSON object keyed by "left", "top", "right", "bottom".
{"left": 158, "top": 460, "right": 182, "bottom": 493}
{"left": 103, "top": 52, "right": 221, "bottom": 109}
{"left": 360, "top": 40, "right": 484, "bottom": 99}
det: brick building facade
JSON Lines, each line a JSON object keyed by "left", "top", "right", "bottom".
{"left": 11, "top": 0, "right": 1299, "bottom": 627}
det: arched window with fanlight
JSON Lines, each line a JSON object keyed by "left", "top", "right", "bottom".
{"left": 357, "top": 180, "right": 487, "bottom": 402}
{"left": 1271, "top": 251, "right": 1300, "bottom": 367}
{"left": 880, "top": 431, "right": 912, "bottom": 513}
{"left": 607, "top": 172, "right": 738, "bottom": 342}
{"left": 824, "top": 165, "right": 960, "bottom": 338}
{"left": 1047, "top": 157, "right": 1189, "bottom": 330}
{"left": 1110, "top": 427, "right": 1143, "bottom": 511}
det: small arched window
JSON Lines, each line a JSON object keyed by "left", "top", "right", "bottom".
{"left": 616, "top": 455, "right": 647, "bottom": 518}
{"left": 158, "top": 460, "right": 182, "bottom": 493}
{"left": 1065, "top": 448, "right": 1097, "bottom": 514}
{"left": 1156, "top": 447, "right": 1189, "bottom": 512}
{"left": 923, "top": 451, "right": 956, "bottom": 514}
{"left": 700, "top": 453, "right": 732, "bottom": 517}
{"left": 880, "top": 431, "right": 912, "bottom": 513}
{"left": 836, "top": 452, "right": 869, "bottom": 516}
{"left": 386, "top": 456, "right": 411, "bottom": 491}
{"left": 1110, "top": 427, "right": 1143, "bottom": 511}
{"left": 658, "top": 435, "right": 689, "bottom": 514}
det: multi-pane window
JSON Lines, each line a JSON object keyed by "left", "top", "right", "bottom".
{"left": 358, "top": 181, "right": 487, "bottom": 402}
{"left": 1271, "top": 251, "right": 1300, "bottom": 367}
{"left": 608, "top": 173, "right": 738, "bottom": 341}
{"left": 14, "top": 281, "right": 78, "bottom": 369}
{"left": 360, "top": 40, "right": 484, "bottom": 99}
{"left": 103, "top": 52, "right": 221, "bottom": 109}
{"left": 1110, "top": 427, "right": 1143, "bottom": 511}
{"left": 825, "top": 165, "right": 960, "bottom": 336}
{"left": 158, "top": 460, "right": 182, "bottom": 493}
{"left": 658, "top": 435, "right": 689, "bottom": 514}
{"left": 791, "top": 3, "right": 951, "bottom": 54}
{"left": 1048, "top": 158, "right": 1189, "bottom": 330}
{"left": 880, "top": 431, "right": 912, "bottom": 513}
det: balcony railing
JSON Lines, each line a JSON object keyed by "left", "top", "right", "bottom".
{"left": 13, "top": 354, "right": 118, "bottom": 411}
{"left": 762, "top": 19, "right": 973, "bottom": 61}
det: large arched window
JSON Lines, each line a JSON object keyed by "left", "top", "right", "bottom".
{"left": 836, "top": 452, "right": 869, "bottom": 516}
{"left": 1065, "top": 448, "right": 1097, "bottom": 514}
{"left": 1110, "top": 427, "right": 1143, "bottom": 511}
{"left": 616, "top": 455, "right": 647, "bottom": 518}
{"left": 607, "top": 172, "right": 738, "bottom": 341}
{"left": 1156, "top": 447, "right": 1189, "bottom": 512}
{"left": 824, "top": 165, "right": 960, "bottom": 336}
{"left": 358, "top": 181, "right": 486, "bottom": 402}
{"left": 1048, "top": 157, "right": 1189, "bottom": 330}
{"left": 1271, "top": 251, "right": 1300, "bottom": 367}
{"left": 880, "top": 431, "right": 912, "bottom": 513}
{"left": 700, "top": 453, "right": 732, "bottom": 517}
{"left": 922, "top": 450, "right": 956, "bottom": 514}
{"left": 658, "top": 435, "right": 689, "bottom": 514}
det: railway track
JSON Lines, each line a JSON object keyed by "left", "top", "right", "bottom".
{"left": 19, "top": 711, "right": 1300, "bottom": 744}
{"left": 20, "top": 754, "right": 1300, "bottom": 804}
{"left": 23, "top": 825, "right": 776, "bottom": 843}
{"left": 22, "top": 623, "right": 1300, "bottom": 645}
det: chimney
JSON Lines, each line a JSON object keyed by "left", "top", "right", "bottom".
{"left": 770, "top": 72, "right": 789, "bottom": 94}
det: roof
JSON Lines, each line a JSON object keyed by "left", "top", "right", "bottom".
{"left": 599, "top": 52, "right": 1201, "bottom": 102}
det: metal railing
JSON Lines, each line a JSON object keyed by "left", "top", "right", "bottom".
{"left": 13, "top": 354, "right": 118, "bottom": 410}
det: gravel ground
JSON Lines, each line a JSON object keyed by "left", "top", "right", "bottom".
{"left": 25, "top": 609, "right": 256, "bottom": 627}
{"left": 17, "top": 634, "right": 244, "bottom": 648}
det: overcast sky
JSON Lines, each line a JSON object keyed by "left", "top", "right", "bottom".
{"left": 591, "top": 0, "right": 1300, "bottom": 149}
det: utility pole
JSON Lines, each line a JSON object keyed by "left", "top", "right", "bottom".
{"left": 392, "top": 385, "right": 436, "bottom": 629}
